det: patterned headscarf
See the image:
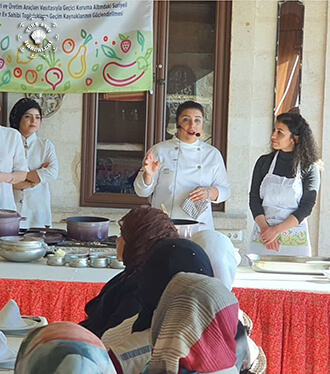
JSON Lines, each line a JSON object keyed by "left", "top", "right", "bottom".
{"left": 119, "top": 206, "right": 179, "bottom": 273}
{"left": 132, "top": 238, "right": 214, "bottom": 333}
{"left": 9, "top": 98, "right": 42, "bottom": 131}
{"left": 143, "top": 272, "right": 239, "bottom": 374}
{"left": 14, "top": 322, "right": 116, "bottom": 374}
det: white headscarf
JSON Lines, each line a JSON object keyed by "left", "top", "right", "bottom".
{"left": 191, "top": 229, "right": 238, "bottom": 290}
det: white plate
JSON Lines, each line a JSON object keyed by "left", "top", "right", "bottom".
{"left": 0, "top": 318, "right": 40, "bottom": 335}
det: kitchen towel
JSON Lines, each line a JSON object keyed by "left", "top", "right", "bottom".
{"left": 181, "top": 196, "right": 208, "bottom": 220}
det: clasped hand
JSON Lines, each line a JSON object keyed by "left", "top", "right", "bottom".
{"left": 260, "top": 226, "right": 280, "bottom": 251}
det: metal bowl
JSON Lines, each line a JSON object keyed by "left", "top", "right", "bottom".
{"left": 0, "top": 236, "right": 47, "bottom": 262}
{"left": 171, "top": 219, "right": 200, "bottom": 239}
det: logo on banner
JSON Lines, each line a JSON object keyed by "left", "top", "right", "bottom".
{"left": 17, "top": 16, "right": 59, "bottom": 55}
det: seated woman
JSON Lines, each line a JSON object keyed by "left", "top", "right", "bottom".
{"left": 15, "top": 321, "right": 116, "bottom": 374}
{"left": 79, "top": 206, "right": 179, "bottom": 338}
{"left": 101, "top": 238, "right": 214, "bottom": 373}
{"left": 142, "top": 272, "right": 239, "bottom": 374}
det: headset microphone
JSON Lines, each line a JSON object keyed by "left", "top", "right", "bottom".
{"left": 177, "top": 125, "right": 201, "bottom": 137}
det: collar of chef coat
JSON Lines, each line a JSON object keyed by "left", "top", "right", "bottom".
{"left": 172, "top": 135, "right": 201, "bottom": 148}
{"left": 21, "top": 132, "right": 37, "bottom": 147}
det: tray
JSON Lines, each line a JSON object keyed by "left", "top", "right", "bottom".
{"left": 246, "top": 254, "right": 330, "bottom": 275}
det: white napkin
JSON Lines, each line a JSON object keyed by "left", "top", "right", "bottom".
{"left": 0, "top": 300, "right": 28, "bottom": 328}
{"left": 0, "top": 331, "right": 17, "bottom": 362}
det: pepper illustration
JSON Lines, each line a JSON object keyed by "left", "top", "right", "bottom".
{"left": 68, "top": 30, "right": 92, "bottom": 79}
{"left": 103, "top": 61, "right": 145, "bottom": 87}
{"left": 119, "top": 34, "right": 131, "bottom": 53}
{"left": 102, "top": 48, "right": 152, "bottom": 87}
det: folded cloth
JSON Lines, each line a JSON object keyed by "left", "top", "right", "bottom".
{"left": 0, "top": 331, "right": 17, "bottom": 362}
{"left": 0, "top": 300, "right": 28, "bottom": 328}
{"left": 181, "top": 196, "right": 209, "bottom": 220}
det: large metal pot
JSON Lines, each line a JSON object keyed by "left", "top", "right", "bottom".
{"left": 0, "top": 209, "right": 27, "bottom": 236}
{"left": 171, "top": 219, "right": 200, "bottom": 239}
{"left": 62, "top": 216, "right": 110, "bottom": 242}
{"left": 0, "top": 236, "right": 47, "bottom": 262}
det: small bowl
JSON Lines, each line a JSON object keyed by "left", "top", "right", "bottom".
{"left": 69, "top": 255, "right": 88, "bottom": 268}
{"left": 90, "top": 256, "right": 109, "bottom": 268}
{"left": 47, "top": 254, "right": 66, "bottom": 266}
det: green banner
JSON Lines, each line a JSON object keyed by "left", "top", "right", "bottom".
{"left": 0, "top": 0, "right": 153, "bottom": 93}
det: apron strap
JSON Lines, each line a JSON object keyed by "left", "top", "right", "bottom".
{"left": 268, "top": 151, "right": 279, "bottom": 175}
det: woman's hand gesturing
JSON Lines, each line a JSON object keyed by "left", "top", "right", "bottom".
{"left": 143, "top": 152, "right": 160, "bottom": 185}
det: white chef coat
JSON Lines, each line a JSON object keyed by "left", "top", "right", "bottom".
{"left": 134, "top": 136, "right": 230, "bottom": 230}
{"left": 0, "top": 126, "right": 28, "bottom": 211}
{"left": 13, "top": 133, "right": 59, "bottom": 228}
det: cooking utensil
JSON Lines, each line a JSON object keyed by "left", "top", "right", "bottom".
{"left": 61, "top": 216, "right": 112, "bottom": 242}
{"left": 160, "top": 203, "right": 169, "bottom": 215}
{"left": 171, "top": 219, "right": 200, "bottom": 239}
{"left": 0, "top": 211, "right": 27, "bottom": 237}
{"left": 68, "top": 255, "right": 89, "bottom": 268}
{"left": 90, "top": 256, "right": 109, "bottom": 268}
{"left": 0, "top": 236, "right": 47, "bottom": 262}
{"left": 47, "top": 254, "right": 66, "bottom": 266}
{"left": 246, "top": 254, "right": 330, "bottom": 275}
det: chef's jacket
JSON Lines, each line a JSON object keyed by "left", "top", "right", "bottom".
{"left": 134, "top": 136, "right": 230, "bottom": 230}
{"left": 14, "top": 133, "right": 59, "bottom": 228}
{"left": 0, "top": 126, "right": 28, "bottom": 210}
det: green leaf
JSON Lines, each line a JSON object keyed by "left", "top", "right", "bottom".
{"left": 101, "top": 45, "right": 122, "bottom": 61}
{"left": 84, "top": 34, "right": 93, "bottom": 45}
{"left": 20, "top": 84, "right": 27, "bottom": 91}
{"left": 81, "top": 29, "right": 87, "bottom": 39}
{"left": 119, "top": 34, "right": 129, "bottom": 41}
{"left": 1, "top": 35, "right": 10, "bottom": 51}
{"left": 136, "top": 57, "right": 147, "bottom": 71}
{"left": 144, "top": 48, "right": 152, "bottom": 60}
{"left": 137, "top": 31, "right": 145, "bottom": 52}
{"left": 36, "top": 64, "right": 43, "bottom": 72}
{"left": 1, "top": 70, "right": 11, "bottom": 85}
{"left": 64, "top": 81, "right": 71, "bottom": 90}
{"left": 92, "top": 63, "right": 99, "bottom": 72}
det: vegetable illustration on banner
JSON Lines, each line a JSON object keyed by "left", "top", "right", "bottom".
{"left": 0, "top": 0, "right": 153, "bottom": 93}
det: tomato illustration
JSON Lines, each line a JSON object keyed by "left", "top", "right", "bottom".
{"left": 119, "top": 34, "right": 131, "bottom": 53}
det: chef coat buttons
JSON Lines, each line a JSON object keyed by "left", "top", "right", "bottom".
{"left": 197, "top": 165, "right": 201, "bottom": 169}
{"left": 197, "top": 147, "right": 201, "bottom": 151}
{"left": 175, "top": 147, "right": 178, "bottom": 150}
{"left": 20, "top": 199, "right": 23, "bottom": 203}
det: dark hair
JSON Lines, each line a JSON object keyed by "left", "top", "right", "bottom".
{"left": 276, "top": 112, "right": 320, "bottom": 174}
{"left": 176, "top": 101, "right": 204, "bottom": 125}
{"left": 9, "top": 98, "right": 42, "bottom": 131}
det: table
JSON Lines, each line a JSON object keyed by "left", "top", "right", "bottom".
{"left": 0, "top": 258, "right": 329, "bottom": 374}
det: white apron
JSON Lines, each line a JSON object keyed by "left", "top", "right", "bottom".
{"left": 249, "top": 152, "right": 311, "bottom": 256}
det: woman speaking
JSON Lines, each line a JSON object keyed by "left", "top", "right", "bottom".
{"left": 134, "top": 101, "right": 230, "bottom": 230}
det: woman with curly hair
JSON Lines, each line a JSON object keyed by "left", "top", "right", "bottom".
{"left": 79, "top": 206, "right": 179, "bottom": 338}
{"left": 248, "top": 110, "right": 321, "bottom": 256}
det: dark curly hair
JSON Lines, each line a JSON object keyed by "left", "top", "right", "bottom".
{"left": 276, "top": 112, "right": 321, "bottom": 175}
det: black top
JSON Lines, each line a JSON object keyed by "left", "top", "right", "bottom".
{"left": 249, "top": 150, "right": 320, "bottom": 223}
{"left": 79, "top": 269, "right": 142, "bottom": 338}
